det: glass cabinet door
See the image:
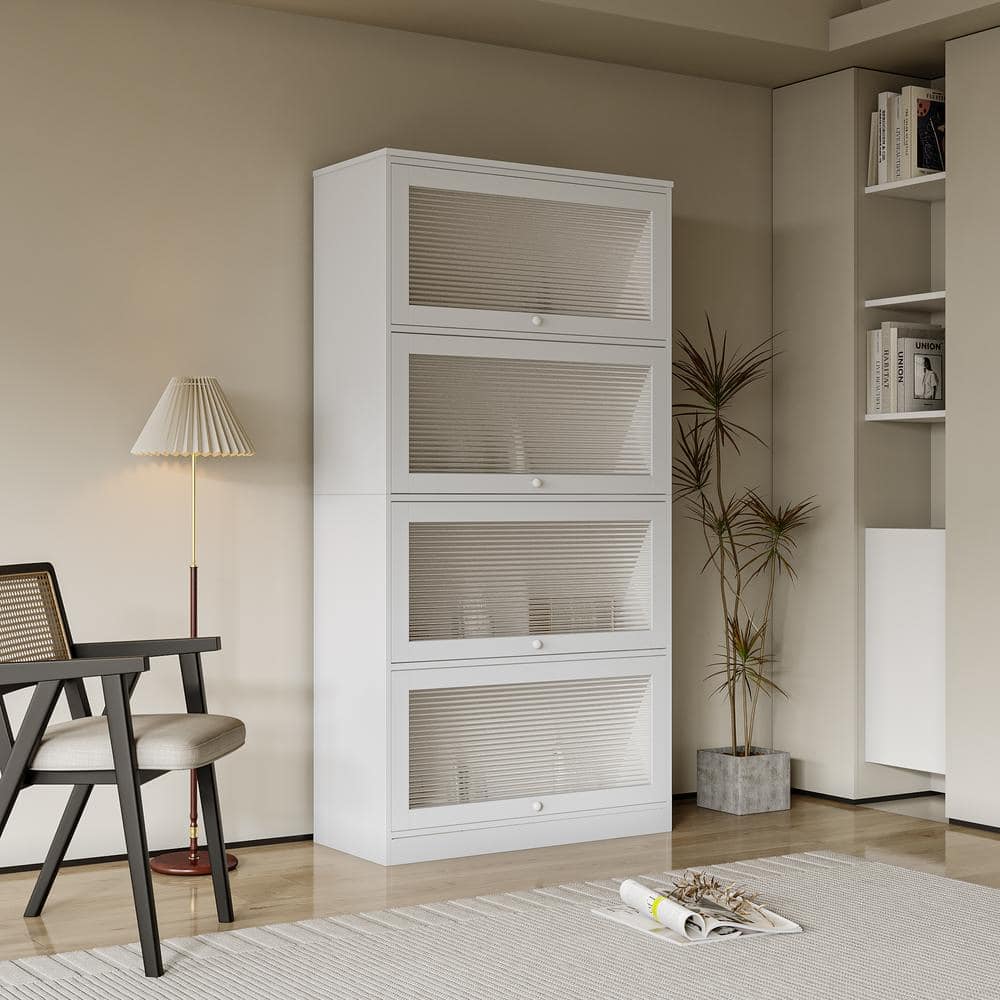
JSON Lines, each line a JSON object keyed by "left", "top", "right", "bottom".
{"left": 391, "top": 656, "right": 669, "bottom": 831}
{"left": 391, "top": 165, "right": 669, "bottom": 341}
{"left": 390, "top": 501, "right": 668, "bottom": 663}
{"left": 391, "top": 333, "right": 668, "bottom": 494}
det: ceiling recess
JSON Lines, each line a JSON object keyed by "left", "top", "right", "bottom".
{"left": 229, "top": 0, "right": 1000, "bottom": 85}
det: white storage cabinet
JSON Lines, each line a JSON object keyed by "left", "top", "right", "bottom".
{"left": 314, "top": 149, "right": 672, "bottom": 864}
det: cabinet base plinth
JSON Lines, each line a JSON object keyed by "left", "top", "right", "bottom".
{"left": 316, "top": 804, "right": 671, "bottom": 867}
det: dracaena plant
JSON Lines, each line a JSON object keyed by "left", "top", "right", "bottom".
{"left": 673, "top": 317, "right": 817, "bottom": 758}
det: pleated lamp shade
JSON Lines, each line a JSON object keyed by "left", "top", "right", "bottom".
{"left": 131, "top": 377, "right": 255, "bottom": 457}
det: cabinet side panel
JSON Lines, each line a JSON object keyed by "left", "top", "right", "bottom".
{"left": 773, "top": 70, "right": 936, "bottom": 801}
{"left": 314, "top": 494, "right": 388, "bottom": 863}
{"left": 772, "top": 71, "right": 861, "bottom": 799}
{"left": 314, "top": 159, "right": 388, "bottom": 496}
{"left": 946, "top": 28, "right": 1000, "bottom": 827}
{"left": 661, "top": 193, "right": 672, "bottom": 803}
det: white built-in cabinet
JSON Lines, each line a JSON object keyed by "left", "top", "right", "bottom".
{"left": 314, "top": 149, "right": 672, "bottom": 864}
{"left": 773, "top": 70, "right": 946, "bottom": 802}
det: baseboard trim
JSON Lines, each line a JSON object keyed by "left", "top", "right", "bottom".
{"left": 675, "top": 788, "right": 941, "bottom": 807}
{"left": 948, "top": 817, "right": 1000, "bottom": 835}
{"left": 792, "top": 788, "right": 941, "bottom": 806}
{"left": 0, "top": 833, "right": 313, "bottom": 876}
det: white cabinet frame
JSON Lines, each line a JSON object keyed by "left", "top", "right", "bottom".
{"left": 391, "top": 500, "right": 668, "bottom": 663}
{"left": 390, "top": 655, "right": 669, "bottom": 832}
{"left": 390, "top": 164, "right": 669, "bottom": 341}
{"left": 315, "top": 150, "right": 672, "bottom": 864}
{"left": 390, "top": 332, "right": 669, "bottom": 495}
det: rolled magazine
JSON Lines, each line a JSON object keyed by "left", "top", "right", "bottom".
{"left": 591, "top": 877, "right": 801, "bottom": 946}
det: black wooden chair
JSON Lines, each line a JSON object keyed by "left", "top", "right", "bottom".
{"left": 0, "top": 563, "right": 245, "bottom": 977}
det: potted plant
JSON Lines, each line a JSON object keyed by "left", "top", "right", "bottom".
{"left": 673, "top": 318, "right": 816, "bottom": 815}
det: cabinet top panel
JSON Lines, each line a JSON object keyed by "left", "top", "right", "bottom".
{"left": 313, "top": 148, "right": 673, "bottom": 192}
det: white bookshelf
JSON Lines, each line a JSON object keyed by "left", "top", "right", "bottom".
{"left": 861, "top": 84, "right": 947, "bottom": 795}
{"left": 865, "top": 172, "right": 945, "bottom": 202}
{"left": 864, "top": 291, "right": 945, "bottom": 312}
{"left": 864, "top": 410, "right": 945, "bottom": 423}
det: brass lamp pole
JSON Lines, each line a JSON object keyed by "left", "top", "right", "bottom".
{"left": 132, "top": 376, "right": 254, "bottom": 876}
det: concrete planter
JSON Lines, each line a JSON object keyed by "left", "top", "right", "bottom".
{"left": 696, "top": 747, "right": 791, "bottom": 815}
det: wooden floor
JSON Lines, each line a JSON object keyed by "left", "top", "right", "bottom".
{"left": 1, "top": 793, "right": 998, "bottom": 962}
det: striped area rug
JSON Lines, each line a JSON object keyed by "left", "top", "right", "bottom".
{"left": 1, "top": 852, "right": 998, "bottom": 998}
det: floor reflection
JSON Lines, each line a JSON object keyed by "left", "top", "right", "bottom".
{"left": 2, "top": 793, "right": 999, "bottom": 961}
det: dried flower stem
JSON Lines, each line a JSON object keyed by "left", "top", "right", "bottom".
{"left": 667, "top": 870, "right": 771, "bottom": 925}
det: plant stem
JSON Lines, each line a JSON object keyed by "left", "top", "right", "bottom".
{"left": 746, "top": 551, "right": 777, "bottom": 751}
{"left": 742, "top": 679, "right": 750, "bottom": 755}
{"left": 711, "top": 422, "right": 741, "bottom": 757}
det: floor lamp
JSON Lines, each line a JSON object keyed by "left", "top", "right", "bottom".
{"left": 131, "top": 376, "right": 254, "bottom": 876}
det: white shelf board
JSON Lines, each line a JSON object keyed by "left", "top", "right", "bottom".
{"left": 864, "top": 173, "right": 945, "bottom": 202}
{"left": 864, "top": 291, "right": 946, "bottom": 312}
{"left": 865, "top": 410, "right": 945, "bottom": 423}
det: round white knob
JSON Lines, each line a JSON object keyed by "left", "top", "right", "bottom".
{"left": 532, "top": 639, "right": 543, "bottom": 650}
{"left": 530, "top": 315, "right": 542, "bottom": 327}
{"left": 532, "top": 801, "right": 543, "bottom": 813}
{"left": 531, "top": 477, "right": 543, "bottom": 488}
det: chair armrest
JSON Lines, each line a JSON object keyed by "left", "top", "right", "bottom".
{"left": 0, "top": 656, "right": 148, "bottom": 686}
{"left": 73, "top": 637, "right": 222, "bottom": 659}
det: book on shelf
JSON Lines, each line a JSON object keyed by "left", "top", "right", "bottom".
{"left": 866, "top": 325, "right": 895, "bottom": 413}
{"left": 881, "top": 324, "right": 894, "bottom": 412}
{"left": 905, "top": 86, "right": 946, "bottom": 176}
{"left": 870, "top": 88, "right": 945, "bottom": 184}
{"left": 876, "top": 91, "right": 892, "bottom": 185}
{"left": 899, "top": 326, "right": 945, "bottom": 412}
{"left": 591, "top": 877, "right": 801, "bottom": 947}
{"left": 867, "top": 111, "right": 878, "bottom": 186}
{"left": 890, "top": 92, "right": 903, "bottom": 182}
{"left": 867, "top": 322, "right": 944, "bottom": 415}
{"left": 867, "top": 329, "right": 880, "bottom": 412}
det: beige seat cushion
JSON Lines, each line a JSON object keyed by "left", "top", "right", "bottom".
{"left": 31, "top": 714, "right": 245, "bottom": 771}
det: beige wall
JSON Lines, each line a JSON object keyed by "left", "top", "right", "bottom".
{"left": 0, "top": 0, "right": 771, "bottom": 865}
{"left": 945, "top": 27, "right": 1000, "bottom": 827}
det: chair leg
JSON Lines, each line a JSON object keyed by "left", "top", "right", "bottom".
{"left": 102, "top": 674, "right": 162, "bottom": 978}
{"left": 0, "top": 681, "right": 61, "bottom": 841}
{"left": 24, "top": 784, "right": 93, "bottom": 918}
{"left": 25, "top": 669, "right": 143, "bottom": 919}
{"left": 0, "top": 764, "right": 24, "bottom": 846}
{"left": 196, "top": 763, "right": 234, "bottom": 923}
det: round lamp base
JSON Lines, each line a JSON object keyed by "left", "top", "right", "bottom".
{"left": 150, "top": 850, "right": 238, "bottom": 876}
